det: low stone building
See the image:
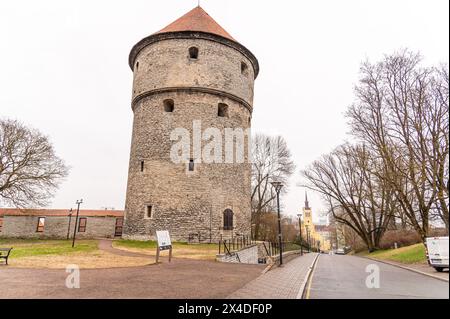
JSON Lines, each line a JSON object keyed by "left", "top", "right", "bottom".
{"left": 0, "top": 208, "right": 124, "bottom": 239}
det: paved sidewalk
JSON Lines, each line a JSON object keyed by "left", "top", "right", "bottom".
{"left": 228, "top": 253, "right": 318, "bottom": 299}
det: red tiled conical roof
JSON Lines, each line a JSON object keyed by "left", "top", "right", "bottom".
{"left": 155, "top": 6, "right": 235, "bottom": 41}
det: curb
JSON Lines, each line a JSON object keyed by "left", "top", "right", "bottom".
{"left": 297, "top": 253, "right": 320, "bottom": 299}
{"left": 360, "top": 256, "right": 449, "bottom": 283}
{"left": 261, "top": 250, "right": 303, "bottom": 274}
{"left": 261, "top": 262, "right": 275, "bottom": 274}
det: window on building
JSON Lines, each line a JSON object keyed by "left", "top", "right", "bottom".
{"left": 0, "top": 217, "right": 3, "bottom": 232}
{"left": 164, "top": 99, "right": 174, "bottom": 112}
{"left": 36, "top": 217, "right": 45, "bottom": 233}
{"left": 78, "top": 217, "right": 87, "bottom": 232}
{"left": 140, "top": 161, "right": 145, "bottom": 172}
{"left": 145, "top": 205, "right": 153, "bottom": 219}
{"left": 223, "top": 209, "right": 234, "bottom": 230}
{"left": 115, "top": 218, "right": 124, "bottom": 237}
{"left": 241, "top": 61, "right": 248, "bottom": 75}
{"left": 136, "top": 61, "right": 139, "bottom": 70}
{"left": 189, "top": 47, "right": 199, "bottom": 59}
{"left": 188, "top": 159, "right": 195, "bottom": 172}
{"left": 218, "top": 103, "right": 228, "bottom": 118}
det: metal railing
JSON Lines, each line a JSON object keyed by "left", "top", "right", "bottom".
{"left": 262, "top": 241, "right": 303, "bottom": 257}
{"left": 218, "top": 235, "right": 254, "bottom": 255}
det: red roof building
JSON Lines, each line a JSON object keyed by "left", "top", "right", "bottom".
{"left": 155, "top": 6, "right": 236, "bottom": 41}
{"left": 0, "top": 208, "right": 124, "bottom": 218}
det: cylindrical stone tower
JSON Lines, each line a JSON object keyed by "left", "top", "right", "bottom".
{"left": 123, "top": 6, "right": 259, "bottom": 241}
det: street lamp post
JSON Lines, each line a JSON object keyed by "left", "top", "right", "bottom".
{"left": 270, "top": 181, "right": 283, "bottom": 266}
{"left": 305, "top": 225, "right": 310, "bottom": 253}
{"left": 297, "top": 213, "right": 303, "bottom": 256}
{"left": 66, "top": 208, "right": 73, "bottom": 240}
{"left": 72, "top": 199, "right": 83, "bottom": 248}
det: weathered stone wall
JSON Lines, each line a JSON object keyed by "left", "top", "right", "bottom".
{"left": 132, "top": 38, "right": 255, "bottom": 106}
{"left": 0, "top": 216, "right": 119, "bottom": 239}
{"left": 123, "top": 35, "right": 256, "bottom": 241}
{"left": 216, "top": 244, "right": 259, "bottom": 264}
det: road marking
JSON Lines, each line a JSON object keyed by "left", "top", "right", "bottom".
{"left": 296, "top": 253, "right": 320, "bottom": 299}
{"left": 305, "top": 254, "right": 320, "bottom": 299}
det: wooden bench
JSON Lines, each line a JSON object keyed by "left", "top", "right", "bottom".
{"left": 0, "top": 248, "right": 12, "bottom": 265}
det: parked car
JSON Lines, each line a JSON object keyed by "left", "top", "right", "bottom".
{"left": 335, "top": 248, "right": 346, "bottom": 255}
{"left": 426, "top": 236, "right": 449, "bottom": 272}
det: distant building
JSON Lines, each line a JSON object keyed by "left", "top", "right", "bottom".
{"left": 300, "top": 193, "right": 331, "bottom": 251}
{"left": 0, "top": 208, "right": 124, "bottom": 239}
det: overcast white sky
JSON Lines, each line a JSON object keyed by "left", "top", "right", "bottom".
{"left": 1, "top": 0, "right": 449, "bottom": 222}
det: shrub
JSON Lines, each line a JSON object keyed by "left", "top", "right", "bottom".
{"left": 379, "top": 230, "right": 421, "bottom": 249}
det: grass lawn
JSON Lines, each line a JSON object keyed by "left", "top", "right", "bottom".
{"left": 359, "top": 243, "right": 427, "bottom": 264}
{"left": 0, "top": 239, "right": 97, "bottom": 258}
{"left": 0, "top": 239, "right": 153, "bottom": 269}
{"left": 284, "top": 242, "right": 302, "bottom": 252}
{"left": 113, "top": 239, "right": 219, "bottom": 260}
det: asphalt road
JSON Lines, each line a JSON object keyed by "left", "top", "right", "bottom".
{"left": 307, "top": 254, "right": 449, "bottom": 299}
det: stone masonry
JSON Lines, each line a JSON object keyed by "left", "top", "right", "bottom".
{"left": 0, "top": 209, "right": 123, "bottom": 239}
{"left": 123, "top": 7, "right": 259, "bottom": 241}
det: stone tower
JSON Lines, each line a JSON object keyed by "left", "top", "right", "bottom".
{"left": 123, "top": 6, "right": 259, "bottom": 241}
{"left": 303, "top": 192, "right": 314, "bottom": 231}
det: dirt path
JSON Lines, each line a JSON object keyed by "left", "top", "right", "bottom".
{"left": 98, "top": 239, "right": 151, "bottom": 258}
{"left": 0, "top": 257, "right": 264, "bottom": 298}
{"left": 0, "top": 239, "right": 265, "bottom": 298}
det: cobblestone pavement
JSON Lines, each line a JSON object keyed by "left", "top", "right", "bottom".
{"left": 227, "top": 253, "right": 318, "bottom": 299}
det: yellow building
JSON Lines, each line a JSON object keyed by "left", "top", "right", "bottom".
{"left": 300, "top": 193, "right": 331, "bottom": 252}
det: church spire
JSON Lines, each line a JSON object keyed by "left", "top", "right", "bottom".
{"left": 305, "top": 191, "right": 310, "bottom": 209}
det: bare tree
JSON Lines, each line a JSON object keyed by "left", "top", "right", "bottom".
{"left": 302, "top": 144, "right": 398, "bottom": 252}
{"left": 0, "top": 119, "right": 69, "bottom": 207}
{"left": 346, "top": 51, "right": 449, "bottom": 238}
{"left": 251, "top": 134, "right": 295, "bottom": 239}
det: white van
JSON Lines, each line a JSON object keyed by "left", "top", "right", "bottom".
{"left": 426, "top": 237, "right": 449, "bottom": 272}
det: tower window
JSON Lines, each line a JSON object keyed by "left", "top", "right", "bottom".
{"left": 223, "top": 209, "right": 234, "bottom": 230}
{"left": 136, "top": 61, "right": 139, "bottom": 70}
{"left": 218, "top": 103, "right": 228, "bottom": 118}
{"left": 140, "top": 161, "right": 144, "bottom": 172}
{"left": 189, "top": 47, "right": 199, "bottom": 59}
{"left": 164, "top": 99, "right": 174, "bottom": 112}
{"left": 241, "top": 62, "right": 248, "bottom": 75}
{"left": 188, "top": 159, "right": 195, "bottom": 171}
{"left": 145, "top": 205, "right": 153, "bottom": 219}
